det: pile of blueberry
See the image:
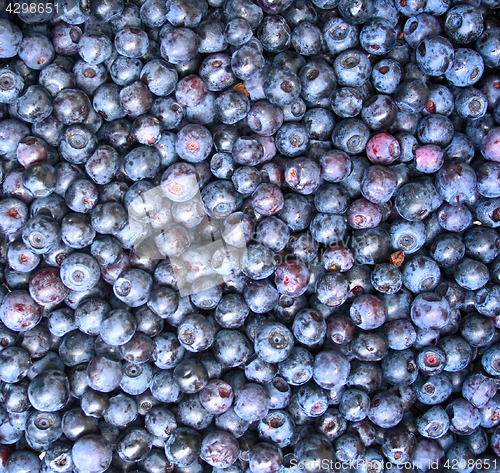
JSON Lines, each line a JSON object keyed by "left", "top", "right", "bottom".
{"left": 2, "top": 0, "right": 500, "bottom": 472}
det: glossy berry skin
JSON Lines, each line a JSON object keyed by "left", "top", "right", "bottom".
{"left": 423, "top": 84, "right": 454, "bottom": 118}
{"left": 234, "top": 383, "right": 270, "bottom": 422}
{"left": 371, "top": 264, "right": 402, "bottom": 294}
{"left": 215, "top": 89, "right": 250, "bottom": 125}
{"left": 1, "top": 2, "right": 500, "bottom": 470}
{"left": 418, "top": 114, "right": 455, "bottom": 148}
{"left": 437, "top": 203, "right": 472, "bottom": 232}
{"left": 313, "top": 350, "right": 350, "bottom": 390}
{"left": 247, "top": 101, "right": 284, "bottom": 137}
{"left": 254, "top": 322, "right": 294, "bottom": 363}
{"left": 435, "top": 162, "right": 477, "bottom": 205}
{"left": 395, "top": 79, "right": 429, "bottom": 113}
{"left": 0, "top": 19, "right": 22, "bottom": 58}
{"left": 351, "top": 227, "right": 391, "bottom": 266}
{"left": 322, "top": 17, "right": 359, "bottom": 56}
{"left": 295, "top": 384, "right": 328, "bottom": 419}
{"left": 256, "top": 217, "right": 290, "bottom": 253}
{"left": 244, "top": 280, "right": 280, "bottom": 314}
{"left": 416, "top": 406, "right": 449, "bottom": 440}
{"left": 334, "top": 50, "right": 372, "bottom": 88}
{"left": 475, "top": 197, "right": 500, "bottom": 228}
{"left": 322, "top": 246, "right": 354, "bottom": 273}
{"left": 415, "top": 145, "right": 444, "bottom": 173}
{"left": 402, "top": 255, "right": 441, "bottom": 294}
{"left": 410, "top": 292, "right": 450, "bottom": 330}
{"left": 416, "top": 36, "right": 454, "bottom": 76}
{"left": 264, "top": 67, "right": 302, "bottom": 106}
{"left": 5, "top": 451, "right": 41, "bottom": 473}
{"left": 446, "top": 48, "right": 484, "bottom": 87}
{"left": 430, "top": 233, "right": 465, "bottom": 269}
{"left": 368, "top": 392, "right": 404, "bottom": 429}
{"left": 115, "top": 27, "right": 149, "bottom": 58}
{"left": 443, "top": 4, "right": 483, "bottom": 44}
{"left": 350, "top": 294, "right": 386, "bottom": 330}
{"left": 462, "top": 373, "right": 497, "bottom": 409}
{"left": 361, "top": 165, "right": 397, "bottom": 204}
{"left": 481, "top": 127, "right": 500, "bottom": 163}
{"left": 366, "top": 132, "right": 401, "bottom": 165}
{"left": 274, "top": 261, "right": 310, "bottom": 297}
{"left": 252, "top": 183, "right": 284, "bottom": 216}
{"left": 475, "top": 286, "right": 500, "bottom": 319}
{"left": 456, "top": 88, "right": 488, "bottom": 120}
{"left": 19, "top": 33, "right": 55, "bottom": 70}
{"left": 78, "top": 32, "right": 113, "bottom": 65}
{"left": 28, "top": 369, "right": 70, "bottom": 412}
{"left": 454, "top": 257, "right": 490, "bottom": 291}
{"left": 276, "top": 123, "right": 309, "bottom": 157}
{"left": 119, "top": 81, "right": 153, "bottom": 118}
{"left": 482, "top": 345, "right": 500, "bottom": 377}
{"left": 161, "top": 162, "right": 199, "bottom": 203}
{"left": 331, "top": 87, "right": 363, "bottom": 118}
{"left": 446, "top": 398, "right": 481, "bottom": 435}
{"left": 29, "top": 268, "right": 68, "bottom": 307}
{"left": 0, "top": 290, "right": 41, "bottom": 332}
{"left": 87, "top": 356, "right": 123, "bottom": 393}
{"left": 200, "top": 430, "right": 240, "bottom": 468}
{"left": 72, "top": 435, "right": 113, "bottom": 473}
{"left": 241, "top": 244, "right": 276, "bottom": 280}
{"left": 15, "top": 86, "right": 53, "bottom": 125}
{"left": 476, "top": 28, "right": 500, "bottom": 69}
{"left": 347, "top": 198, "right": 382, "bottom": 230}
{"left": 199, "top": 379, "right": 233, "bottom": 415}
{"left": 284, "top": 157, "right": 321, "bottom": 195}
{"left": 316, "top": 271, "right": 350, "bottom": 308}
{"left": 277, "top": 346, "right": 313, "bottom": 387}
{"left": 464, "top": 227, "right": 500, "bottom": 263}
{"left": 319, "top": 150, "right": 352, "bottom": 183}
{"left": 438, "top": 336, "right": 473, "bottom": 373}
{"left": 0, "top": 347, "right": 32, "bottom": 383}
{"left": 178, "top": 313, "right": 216, "bottom": 353}
{"left": 7, "top": 240, "right": 41, "bottom": 273}
{"left": 53, "top": 89, "right": 91, "bottom": 126}
{"left": 361, "top": 94, "right": 397, "bottom": 131}
{"left": 144, "top": 405, "right": 176, "bottom": 440}
{"left": 383, "top": 319, "right": 416, "bottom": 350}
{"left": 401, "top": 12, "right": 441, "bottom": 48}
{"left": 314, "top": 184, "right": 350, "bottom": 216}
{"left": 291, "top": 22, "right": 321, "bottom": 56}
{"left": 258, "top": 410, "right": 295, "bottom": 447}
{"left": 99, "top": 309, "right": 136, "bottom": 346}
{"left": 213, "top": 329, "right": 251, "bottom": 368}
{"left": 249, "top": 442, "right": 282, "bottom": 473}
{"left": 292, "top": 309, "right": 326, "bottom": 346}
{"left": 225, "top": 18, "right": 253, "bottom": 46}
{"left": 359, "top": 18, "right": 396, "bottom": 55}
{"left": 371, "top": 60, "right": 402, "bottom": 96}
{"left": 60, "top": 253, "right": 100, "bottom": 292}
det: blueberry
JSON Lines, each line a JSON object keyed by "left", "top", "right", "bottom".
{"left": 446, "top": 48, "right": 485, "bottom": 87}
{"left": 416, "top": 36, "right": 454, "bottom": 76}
{"left": 0, "top": 19, "right": 22, "bottom": 58}
{"left": 78, "top": 32, "right": 113, "bottom": 65}
{"left": 476, "top": 27, "right": 500, "bottom": 69}
{"left": 200, "top": 430, "right": 240, "bottom": 468}
{"left": 334, "top": 50, "right": 371, "bottom": 88}
{"left": 360, "top": 18, "right": 396, "bottom": 55}
{"left": 72, "top": 434, "right": 113, "bottom": 473}
{"left": 18, "top": 33, "right": 55, "bottom": 70}
{"left": 332, "top": 118, "right": 370, "bottom": 155}
{"left": 5, "top": 451, "right": 41, "bottom": 473}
